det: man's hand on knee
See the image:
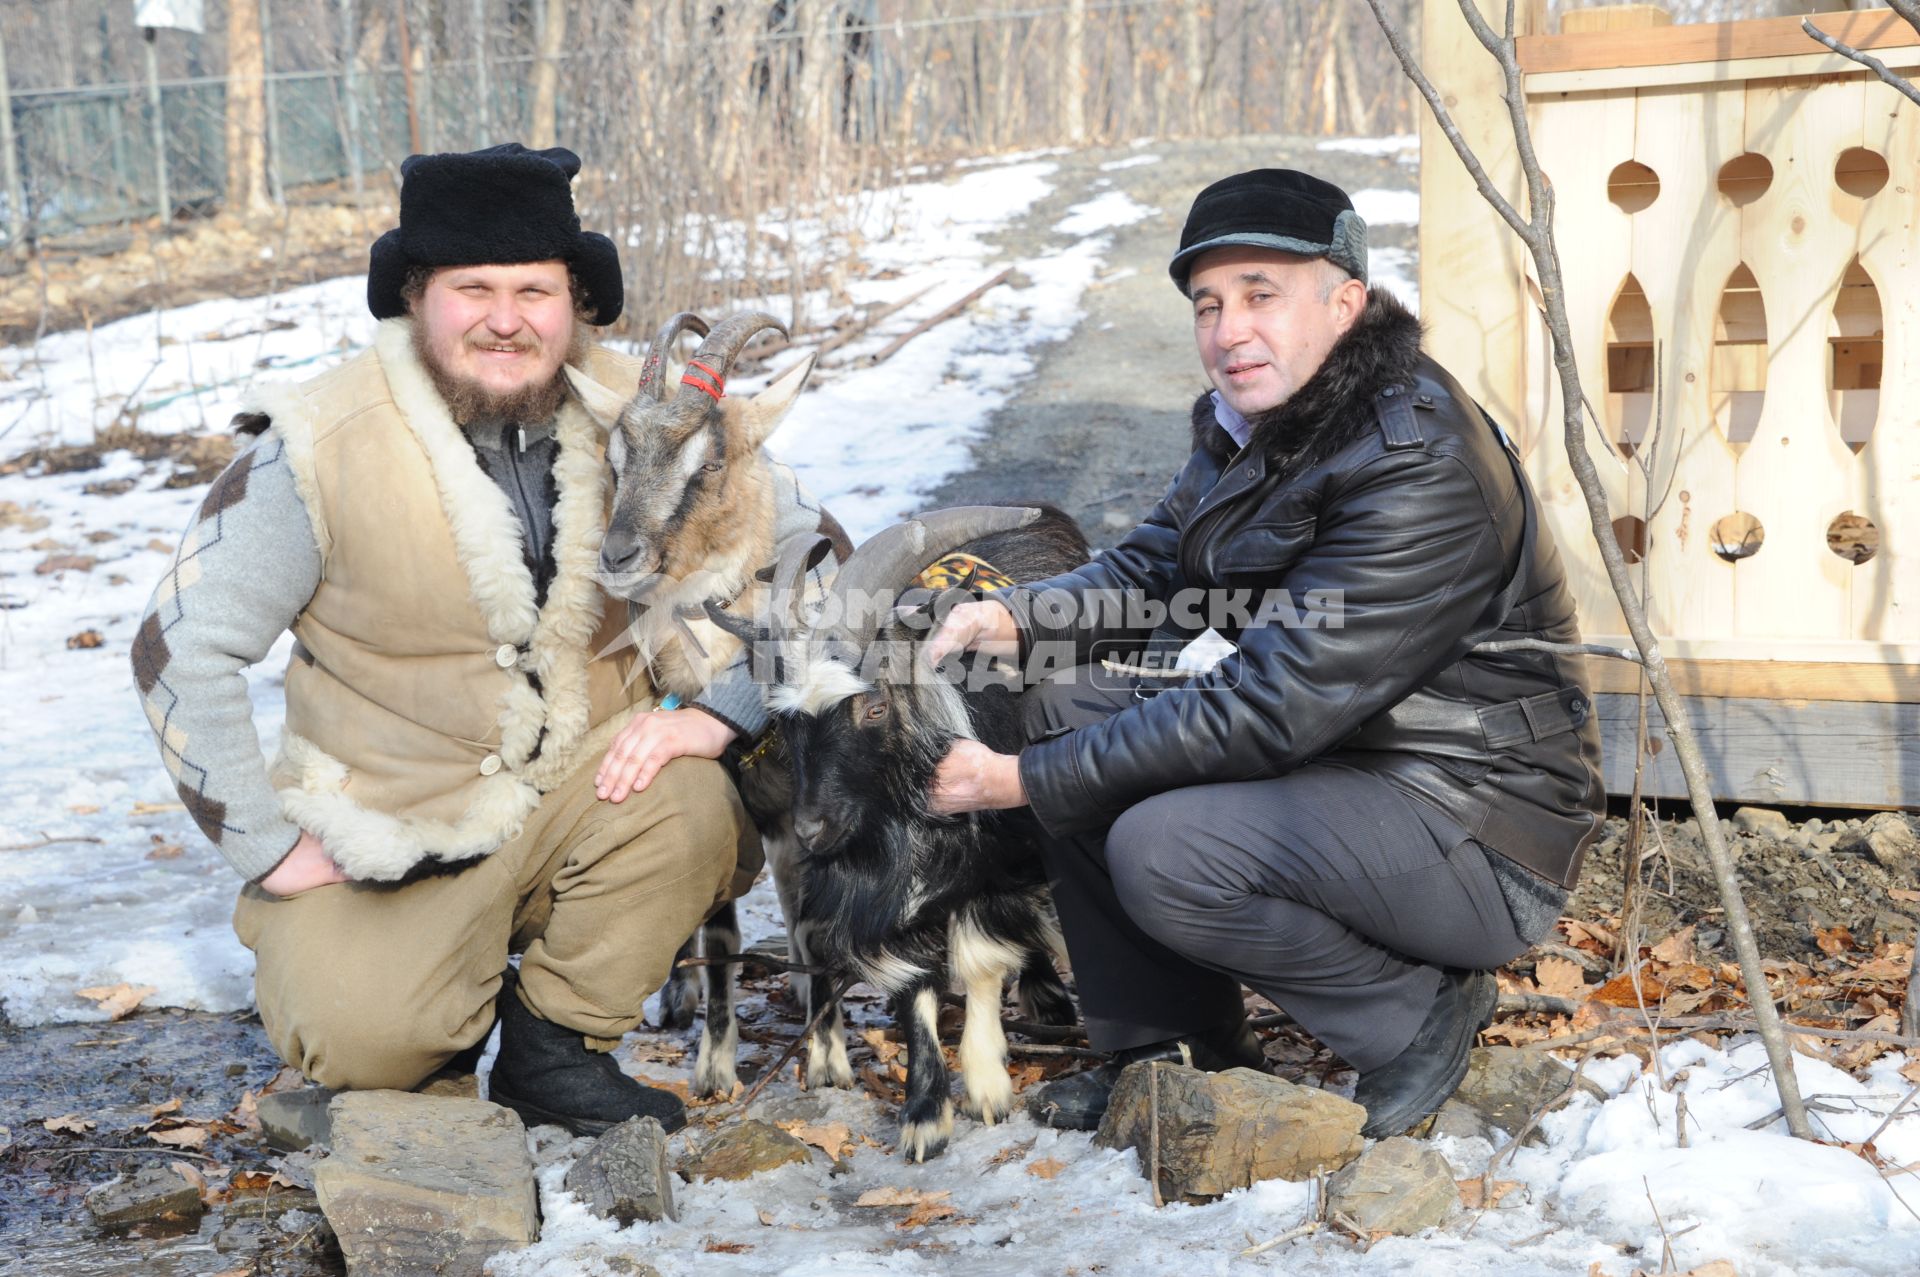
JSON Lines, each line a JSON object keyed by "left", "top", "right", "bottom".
{"left": 257, "top": 830, "right": 349, "bottom": 897}
{"left": 596, "top": 707, "right": 737, "bottom": 803}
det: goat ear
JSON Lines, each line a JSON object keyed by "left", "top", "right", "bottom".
{"left": 730, "top": 351, "right": 815, "bottom": 449}
{"left": 565, "top": 366, "right": 632, "bottom": 432}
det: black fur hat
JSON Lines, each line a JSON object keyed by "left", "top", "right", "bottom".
{"left": 1168, "top": 168, "right": 1368, "bottom": 296}
{"left": 366, "top": 143, "right": 624, "bottom": 326}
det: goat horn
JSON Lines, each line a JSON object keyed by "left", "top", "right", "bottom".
{"left": 640, "top": 312, "right": 710, "bottom": 402}
{"left": 768, "top": 532, "right": 835, "bottom": 637}
{"left": 817, "top": 505, "right": 1041, "bottom": 643}
{"left": 676, "top": 311, "right": 789, "bottom": 403}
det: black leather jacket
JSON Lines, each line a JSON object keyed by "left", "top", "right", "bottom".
{"left": 1003, "top": 294, "right": 1604, "bottom": 888}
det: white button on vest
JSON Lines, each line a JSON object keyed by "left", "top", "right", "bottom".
{"left": 479, "top": 754, "right": 503, "bottom": 776}
{"left": 495, "top": 644, "right": 517, "bottom": 669}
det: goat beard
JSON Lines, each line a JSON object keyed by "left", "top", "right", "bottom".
{"left": 411, "top": 319, "right": 590, "bottom": 428}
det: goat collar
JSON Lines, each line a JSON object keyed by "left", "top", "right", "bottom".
{"left": 1189, "top": 288, "right": 1423, "bottom": 475}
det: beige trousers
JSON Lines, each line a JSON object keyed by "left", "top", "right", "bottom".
{"left": 234, "top": 754, "right": 761, "bottom": 1091}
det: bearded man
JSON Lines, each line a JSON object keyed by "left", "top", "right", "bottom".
{"left": 926, "top": 169, "right": 1605, "bottom": 1138}
{"left": 133, "top": 144, "right": 831, "bottom": 1135}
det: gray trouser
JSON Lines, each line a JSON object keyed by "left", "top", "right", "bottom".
{"left": 1023, "top": 666, "right": 1528, "bottom": 1072}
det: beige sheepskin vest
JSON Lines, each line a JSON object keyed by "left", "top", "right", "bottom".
{"left": 250, "top": 318, "right": 653, "bottom": 881}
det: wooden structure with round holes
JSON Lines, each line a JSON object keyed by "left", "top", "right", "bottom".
{"left": 1419, "top": 2, "right": 1917, "bottom": 808}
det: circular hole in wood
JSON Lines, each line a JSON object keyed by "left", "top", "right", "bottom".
{"left": 1835, "top": 147, "right": 1890, "bottom": 198}
{"left": 1607, "top": 160, "right": 1660, "bottom": 214}
{"left": 1826, "top": 511, "right": 1881, "bottom": 565}
{"left": 1717, "top": 153, "right": 1772, "bottom": 206}
{"left": 1612, "top": 515, "right": 1648, "bottom": 565}
{"left": 1709, "top": 511, "right": 1765, "bottom": 563}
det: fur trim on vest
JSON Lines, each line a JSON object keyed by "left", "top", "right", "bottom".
{"left": 249, "top": 319, "right": 649, "bottom": 880}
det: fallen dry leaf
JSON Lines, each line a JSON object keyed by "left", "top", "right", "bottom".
{"left": 1026, "top": 1156, "right": 1067, "bottom": 1180}
{"left": 35, "top": 553, "right": 97, "bottom": 575}
{"left": 1650, "top": 925, "right": 1698, "bottom": 967}
{"left": 146, "top": 836, "right": 185, "bottom": 860}
{"left": 65, "top": 629, "right": 104, "bottom": 650}
{"left": 76, "top": 983, "right": 158, "bottom": 1020}
{"left": 129, "top": 801, "right": 185, "bottom": 816}
{"left": 703, "top": 1240, "right": 752, "bottom": 1254}
{"left": 898, "top": 1199, "right": 961, "bottom": 1229}
{"left": 1563, "top": 918, "right": 1617, "bottom": 954}
{"left": 150, "top": 1125, "right": 210, "bottom": 1150}
{"left": 1891, "top": 888, "right": 1920, "bottom": 904}
{"left": 757, "top": 1209, "right": 777, "bottom": 1226}
{"left": 1590, "top": 971, "right": 1665, "bottom": 1009}
{"left": 1900, "top": 1058, "right": 1920, "bottom": 1085}
{"left": 986, "top": 1136, "right": 1037, "bottom": 1169}
{"left": 169, "top": 1160, "right": 210, "bottom": 1201}
{"left": 855, "top": 1186, "right": 951, "bottom": 1209}
{"left": 149, "top": 1098, "right": 183, "bottom": 1120}
{"left": 68, "top": 804, "right": 101, "bottom": 815}
{"left": 44, "top": 1113, "right": 97, "bottom": 1134}
{"left": 860, "top": 1026, "right": 903, "bottom": 1065}
{"left": 775, "top": 1119, "right": 853, "bottom": 1160}
{"left": 1533, "top": 956, "right": 1589, "bottom": 1000}
{"left": 1457, "top": 1177, "right": 1522, "bottom": 1210}
{"left": 1814, "top": 925, "right": 1856, "bottom": 957}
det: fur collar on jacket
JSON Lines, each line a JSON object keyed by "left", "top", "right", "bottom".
{"left": 1189, "top": 289, "right": 1424, "bottom": 477}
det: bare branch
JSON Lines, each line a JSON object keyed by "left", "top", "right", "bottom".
{"left": 1362, "top": 0, "right": 1816, "bottom": 1142}
{"left": 1802, "top": 19, "right": 1920, "bottom": 108}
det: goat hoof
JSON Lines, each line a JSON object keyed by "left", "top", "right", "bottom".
{"left": 691, "top": 1060, "right": 739, "bottom": 1100}
{"left": 898, "top": 1101, "right": 954, "bottom": 1163}
{"left": 655, "top": 981, "right": 697, "bottom": 1031}
{"left": 961, "top": 1084, "right": 1015, "bottom": 1126}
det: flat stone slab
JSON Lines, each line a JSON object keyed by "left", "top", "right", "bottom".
{"left": 1451, "top": 1046, "right": 1606, "bottom": 1141}
{"left": 258, "top": 1087, "right": 335, "bottom": 1152}
{"left": 85, "top": 1164, "right": 205, "bottom": 1229}
{"left": 1095, "top": 1063, "right": 1365, "bottom": 1203}
{"left": 680, "top": 1120, "right": 814, "bottom": 1182}
{"left": 313, "top": 1091, "right": 538, "bottom": 1276}
{"left": 1327, "top": 1136, "right": 1457, "bottom": 1236}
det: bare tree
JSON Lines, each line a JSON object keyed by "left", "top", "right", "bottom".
{"left": 225, "top": 0, "right": 274, "bottom": 219}
{"left": 1359, "top": 0, "right": 1815, "bottom": 1141}
{"left": 529, "top": 0, "right": 567, "bottom": 148}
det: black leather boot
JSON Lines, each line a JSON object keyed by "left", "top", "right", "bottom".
{"left": 488, "top": 971, "right": 687, "bottom": 1137}
{"left": 1026, "top": 1018, "right": 1266, "bottom": 1131}
{"left": 1352, "top": 967, "right": 1497, "bottom": 1139}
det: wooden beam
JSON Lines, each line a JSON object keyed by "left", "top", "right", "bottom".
{"left": 1517, "top": 8, "right": 1918, "bottom": 76}
{"left": 1558, "top": 4, "right": 1673, "bottom": 37}
{"left": 1525, "top": 44, "right": 1920, "bottom": 95}
{"left": 1597, "top": 693, "right": 1920, "bottom": 809}
{"left": 1586, "top": 657, "right": 1920, "bottom": 704}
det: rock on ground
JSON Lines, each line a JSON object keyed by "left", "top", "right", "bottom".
{"left": 84, "top": 1164, "right": 205, "bottom": 1228}
{"left": 1732, "top": 806, "right": 1791, "bottom": 839}
{"left": 680, "top": 1120, "right": 815, "bottom": 1182}
{"left": 312, "top": 1091, "right": 538, "bottom": 1276}
{"left": 1837, "top": 812, "right": 1919, "bottom": 874}
{"left": 1094, "top": 1063, "right": 1365, "bottom": 1204}
{"left": 565, "top": 1116, "right": 677, "bottom": 1224}
{"left": 1450, "top": 1046, "right": 1607, "bottom": 1141}
{"left": 1326, "top": 1137, "right": 1457, "bottom": 1236}
{"left": 258, "top": 1087, "right": 336, "bottom": 1152}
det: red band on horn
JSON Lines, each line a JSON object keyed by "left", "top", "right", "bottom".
{"left": 681, "top": 359, "right": 725, "bottom": 401}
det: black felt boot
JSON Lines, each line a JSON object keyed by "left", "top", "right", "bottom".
{"left": 1026, "top": 1017, "right": 1266, "bottom": 1132}
{"left": 488, "top": 971, "right": 687, "bottom": 1137}
{"left": 1352, "top": 967, "right": 1497, "bottom": 1140}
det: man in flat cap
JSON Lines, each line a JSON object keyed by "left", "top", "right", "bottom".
{"left": 928, "top": 169, "right": 1604, "bottom": 1136}
{"left": 133, "top": 143, "right": 833, "bottom": 1134}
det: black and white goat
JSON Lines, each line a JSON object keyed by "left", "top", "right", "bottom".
{"left": 569, "top": 310, "right": 832, "bottom": 1101}
{"left": 721, "top": 505, "right": 1090, "bottom": 1160}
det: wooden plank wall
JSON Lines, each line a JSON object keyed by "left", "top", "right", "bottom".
{"left": 1419, "top": 2, "right": 1919, "bottom": 805}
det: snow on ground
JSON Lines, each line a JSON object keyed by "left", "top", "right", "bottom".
{"left": 8, "top": 140, "right": 1919, "bottom": 1276}
{"left": 1318, "top": 133, "right": 1420, "bottom": 160}
{"left": 490, "top": 1035, "right": 1920, "bottom": 1277}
